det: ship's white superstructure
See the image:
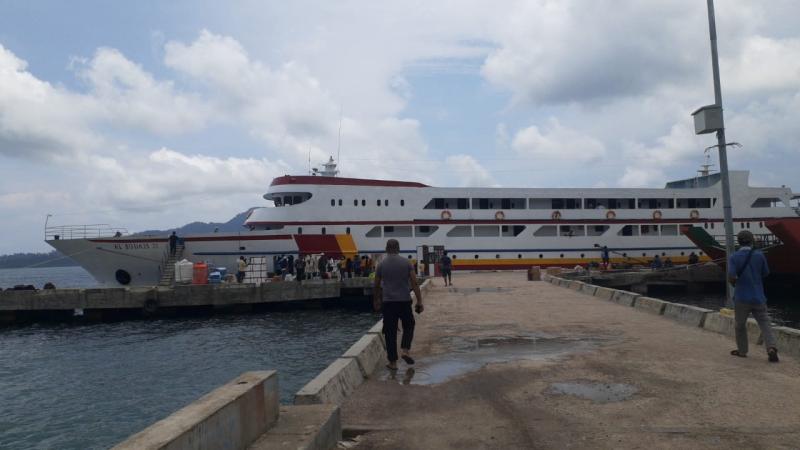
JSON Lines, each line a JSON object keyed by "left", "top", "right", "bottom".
{"left": 46, "top": 158, "right": 798, "bottom": 285}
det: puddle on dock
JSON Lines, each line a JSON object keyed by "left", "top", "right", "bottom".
{"left": 382, "top": 334, "right": 600, "bottom": 385}
{"left": 547, "top": 381, "right": 637, "bottom": 403}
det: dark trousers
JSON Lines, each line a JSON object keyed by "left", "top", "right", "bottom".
{"left": 382, "top": 301, "right": 415, "bottom": 362}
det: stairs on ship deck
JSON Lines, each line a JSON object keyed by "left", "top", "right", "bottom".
{"left": 158, "top": 244, "right": 185, "bottom": 286}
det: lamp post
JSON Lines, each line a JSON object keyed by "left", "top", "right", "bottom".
{"left": 692, "top": 0, "right": 735, "bottom": 308}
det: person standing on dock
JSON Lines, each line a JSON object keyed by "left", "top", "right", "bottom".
{"left": 294, "top": 256, "right": 305, "bottom": 282}
{"left": 374, "top": 239, "right": 424, "bottom": 371}
{"left": 688, "top": 252, "right": 700, "bottom": 265}
{"left": 439, "top": 251, "right": 453, "bottom": 286}
{"left": 728, "top": 230, "right": 779, "bottom": 362}
{"left": 236, "top": 256, "right": 248, "bottom": 283}
{"left": 169, "top": 231, "right": 178, "bottom": 256}
{"left": 601, "top": 246, "right": 610, "bottom": 270}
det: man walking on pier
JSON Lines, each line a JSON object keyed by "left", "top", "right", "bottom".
{"left": 374, "top": 239, "right": 424, "bottom": 370}
{"left": 728, "top": 230, "right": 779, "bottom": 362}
{"left": 440, "top": 251, "right": 453, "bottom": 286}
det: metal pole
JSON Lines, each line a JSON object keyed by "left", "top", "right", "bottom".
{"left": 706, "top": 0, "right": 735, "bottom": 307}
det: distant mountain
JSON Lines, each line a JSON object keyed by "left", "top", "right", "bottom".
{"left": 133, "top": 208, "right": 257, "bottom": 236}
{"left": 0, "top": 251, "right": 78, "bottom": 269}
{"left": 1, "top": 209, "right": 258, "bottom": 267}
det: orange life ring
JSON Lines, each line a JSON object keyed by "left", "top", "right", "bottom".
{"left": 495, "top": 211, "right": 505, "bottom": 220}
{"left": 689, "top": 209, "right": 700, "bottom": 219}
{"left": 441, "top": 210, "right": 452, "bottom": 220}
{"left": 551, "top": 210, "right": 562, "bottom": 220}
{"left": 653, "top": 210, "right": 663, "bottom": 220}
{"left": 606, "top": 210, "right": 616, "bottom": 220}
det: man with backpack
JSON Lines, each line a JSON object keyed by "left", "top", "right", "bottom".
{"left": 728, "top": 230, "right": 778, "bottom": 362}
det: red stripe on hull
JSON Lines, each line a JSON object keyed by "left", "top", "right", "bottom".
{"left": 90, "top": 235, "right": 292, "bottom": 244}
{"left": 248, "top": 217, "right": 782, "bottom": 226}
{"left": 270, "top": 176, "right": 428, "bottom": 188}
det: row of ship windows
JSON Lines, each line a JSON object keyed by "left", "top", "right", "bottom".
{"left": 424, "top": 197, "right": 716, "bottom": 210}
{"left": 288, "top": 223, "right": 764, "bottom": 237}
{"left": 444, "top": 250, "right": 704, "bottom": 260}
{"left": 330, "top": 199, "right": 406, "bottom": 207}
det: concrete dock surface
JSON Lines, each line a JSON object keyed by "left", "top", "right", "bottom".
{"left": 341, "top": 272, "right": 800, "bottom": 449}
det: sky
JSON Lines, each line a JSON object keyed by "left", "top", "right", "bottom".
{"left": 1, "top": 0, "right": 799, "bottom": 254}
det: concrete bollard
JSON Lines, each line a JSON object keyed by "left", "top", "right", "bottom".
{"left": 113, "top": 371, "right": 279, "bottom": 450}
{"left": 610, "top": 290, "right": 640, "bottom": 307}
{"left": 633, "top": 296, "right": 670, "bottom": 315}
{"left": 663, "top": 303, "right": 713, "bottom": 327}
{"left": 592, "top": 287, "right": 616, "bottom": 300}
{"left": 294, "top": 358, "right": 364, "bottom": 406}
{"left": 773, "top": 327, "right": 800, "bottom": 358}
{"left": 579, "top": 283, "right": 598, "bottom": 296}
{"left": 527, "top": 266, "right": 541, "bottom": 281}
{"left": 342, "top": 333, "right": 386, "bottom": 377}
{"left": 702, "top": 313, "right": 763, "bottom": 344}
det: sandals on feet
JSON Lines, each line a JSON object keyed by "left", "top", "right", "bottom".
{"left": 401, "top": 354, "right": 415, "bottom": 365}
{"left": 730, "top": 350, "right": 747, "bottom": 358}
{"left": 768, "top": 347, "right": 780, "bottom": 363}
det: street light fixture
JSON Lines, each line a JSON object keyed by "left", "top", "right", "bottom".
{"left": 692, "top": 0, "right": 735, "bottom": 308}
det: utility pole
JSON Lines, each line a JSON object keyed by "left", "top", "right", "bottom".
{"left": 705, "top": 0, "right": 736, "bottom": 307}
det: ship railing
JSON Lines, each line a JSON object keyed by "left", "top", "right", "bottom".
{"left": 45, "top": 224, "right": 129, "bottom": 241}
{"left": 710, "top": 233, "right": 782, "bottom": 249}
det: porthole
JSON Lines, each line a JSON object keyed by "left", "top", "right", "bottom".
{"left": 338, "top": 199, "right": 342, "bottom": 206}
{"left": 680, "top": 251, "right": 685, "bottom": 256}
{"left": 623, "top": 253, "right": 627, "bottom": 257}
{"left": 704, "top": 223, "right": 708, "bottom": 229}
{"left": 710, "top": 222, "right": 715, "bottom": 229}
{"left": 495, "top": 254, "right": 500, "bottom": 259}
{"left": 377, "top": 199, "right": 381, "bottom": 206}
{"left": 346, "top": 227, "right": 350, "bottom": 235}
{"left": 474, "top": 254, "right": 479, "bottom": 259}
{"left": 560, "top": 254, "right": 564, "bottom": 258}
{"left": 322, "top": 227, "right": 326, "bottom": 235}
{"left": 298, "top": 227, "right": 303, "bottom": 234}
{"left": 699, "top": 251, "right": 704, "bottom": 256}
{"left": 747, "top": 222, "right": 751, "bottom": 229}
{"left": 539, "top": 254, "right": 543, "bottom": 258}
{"left": 115, "top": 269, "right": 131, "bottom": 285}
{"left": 662, "top": 252, "right": 666, "bottom": 256}
{"left": 330, "top": 199, "right": 335, "bottom": 206}
{"left": 385, "top": 199, "right": 389, "bottom": 206}
{"left": 452, "top": 255, "right": 457, "bottom": 259}
{"left": 580, "top": 253, "right": 585, "bottom": 258}
{"left": 517, "top": 254, "right": 522, "bottom": 259}
{"left": 759, "top": 221, "right": 763, "bottom": 228}
{"left": 401, "top": 199, "right": 405, "bottom": 206}
{"left": 361, "top": 199, "right": 366, "bottom": 206}
{"left": 354, "top": 199, "right": 358, "bottom": 206}
{"left": 642, "top": 253, "right": 647, "bottom": 257}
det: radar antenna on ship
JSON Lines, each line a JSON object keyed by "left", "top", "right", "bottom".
{"left": 698, "top": 150, "right": 716, "bottom": 177}
{"left": 311, "top": 156, "right": 339, "bottom": 177}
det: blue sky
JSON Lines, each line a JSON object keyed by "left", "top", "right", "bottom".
{"left": 1, "top": 1, "right": 799, "bottom": 253}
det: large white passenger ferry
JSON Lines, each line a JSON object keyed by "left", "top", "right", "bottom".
{"left": 46, "top": 158, "right": 798, "bottom": 286}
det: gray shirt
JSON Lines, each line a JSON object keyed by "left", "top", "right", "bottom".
{"left": 376, "top": 254, "right": 413, "bottom": 302}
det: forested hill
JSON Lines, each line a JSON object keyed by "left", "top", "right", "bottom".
{"left": 0, "top": 251, "right": 77, "bottom": 269}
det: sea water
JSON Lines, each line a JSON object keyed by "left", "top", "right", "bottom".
{"left": 0, "top": 266, "right": 377, "bottom": 449}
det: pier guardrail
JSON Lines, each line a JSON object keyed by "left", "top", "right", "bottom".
{"left": 45, "top": 224, "right": 128, "bottom": 241}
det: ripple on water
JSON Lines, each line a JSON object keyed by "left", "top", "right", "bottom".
{"left": 0, "top": 309, "right": 377, "bottom": 450}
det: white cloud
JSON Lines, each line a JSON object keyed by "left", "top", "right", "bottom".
{"left": 0, "top": 44, "right": 101, "bottom": 160}
{"left": 511, "top": 119, "right": 606, "bottom": 163}
{"left": 80, "top": 47, "right": 211, "bottom": 134}
{"left": 444, "top": 154, "right": 497, "bottom": 187}
{"left": 723, "top": 35, "right": 800, "bottom": 96}
{"left": 84, "top": 148, "right": 289, "bottom": 211}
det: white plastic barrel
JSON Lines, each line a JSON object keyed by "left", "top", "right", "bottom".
{"left": 175, "top": 259, "right": 194, "bottom": 283}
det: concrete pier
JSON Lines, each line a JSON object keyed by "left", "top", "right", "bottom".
{"left": 0, "top": 278, "right": 373, "bottom": 324}
{"left": 339, "top": 272, "right": 800, "bottom": 449}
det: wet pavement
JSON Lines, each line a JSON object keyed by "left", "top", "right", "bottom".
{"left": 341, "top": 272, "right": 800, "bottom": 449}
{"left": 381, "top": 334, "right": 604, "bottom": 385}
